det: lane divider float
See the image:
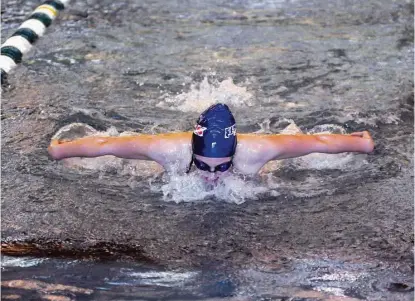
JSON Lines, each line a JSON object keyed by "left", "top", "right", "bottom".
{"left": 1, "top": 0, "right": 71, "bottom": 84}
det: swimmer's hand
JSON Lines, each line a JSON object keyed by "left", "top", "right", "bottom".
{"left": 349, "top": 131, "right": 374, "bottom": 152}
{"left": 48, "top": 137, "right": 110, "bottom": 160}
{"left": 48, "top": 139, "right": 65, "bottom": 159}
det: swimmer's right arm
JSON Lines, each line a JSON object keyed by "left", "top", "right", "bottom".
{"left": 48, "top": 136, "right": 155, "bottom": 160}
{"left": 48, "top": 132, "right": 193, "bottom": 163}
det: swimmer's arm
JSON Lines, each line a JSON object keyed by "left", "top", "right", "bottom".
{"left": 264, "top": 131, "right": 374, "bottom": 160}
{"left": 48, "top": 136, "right": 155, "bottom": 160}
{"left": 48, "top": 132, "right": 192, "bottom": 164}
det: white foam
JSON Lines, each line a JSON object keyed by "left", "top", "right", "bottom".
{"left": 157, "top": 172, "right": 268, "bottom": 204}
{"left": 1, "top": 256, "right": 45, "bottom": 268}
{"left": 280, "top": 120, "right": 303, "bottom": 134}
{"left": 52, "top": 122, "right": 98, "bottom": 140}
{"left": 295, "top": 153, "right": 355, "bottom": 170}
{"left": 310, "top": 271, "right": 361, "bottom": 282}
{"left": 254, "top": 119, "right": 272, "bottom": 134}
{"left": 126, "top": 271, "right": 198, "bottom": 287}
{"left": 157, "top": 77, "right": 254, "bottom": 112}
{"left": 314, "top": 286, "right": 346, "bottom": 297}
{"left": 307, "top": 124, "right": 346, "bottom": 135}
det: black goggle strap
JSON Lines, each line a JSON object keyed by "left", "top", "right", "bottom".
{"left": 186, "top": 157, "right": 193, "bottom": 174}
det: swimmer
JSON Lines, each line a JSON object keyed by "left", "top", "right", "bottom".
{"left": 48, "top": 103, "right": 374, "bottom": 181}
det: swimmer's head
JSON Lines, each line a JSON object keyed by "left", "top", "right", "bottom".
{"left": 192, "top": 103, "right": 237, "bottom": 158}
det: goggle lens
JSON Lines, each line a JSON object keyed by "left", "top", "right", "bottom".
{"left": 193, "top": 157, "right": 232, "bottom": 173}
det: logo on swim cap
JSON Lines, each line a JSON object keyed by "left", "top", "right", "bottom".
{"left": 224, "top": 125, "right": 236, "bottom": 138}
{"left": 194, "top": 125, "right": 207, "bottom": 137}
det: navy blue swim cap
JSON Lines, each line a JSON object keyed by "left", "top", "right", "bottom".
{"left": 192, "top": 103, "right": 237, "bottom": 158}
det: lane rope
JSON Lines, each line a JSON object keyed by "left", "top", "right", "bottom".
{"left": 1, "top": 0, "right": 71, "bottom": 85}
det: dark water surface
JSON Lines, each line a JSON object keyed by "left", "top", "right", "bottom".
{"left": 2, "top": 254, "right": 413, "bottom": 300}
{"left": 1, "top": 0, "right": 414, "bottom": 300}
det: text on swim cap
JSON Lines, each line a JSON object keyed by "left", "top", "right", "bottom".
{"left": 224, "top": 125, "right": 236, "bottom": 138}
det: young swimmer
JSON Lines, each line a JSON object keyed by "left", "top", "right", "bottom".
{"left": 48, "top": 103, "right": 374, "bottom": 181}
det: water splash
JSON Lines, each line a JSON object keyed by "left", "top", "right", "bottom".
{"left": 152, "top": 172, "right": 269, "bottom": 205}
{"left": 1, "top": 256, "right": 46, "bottom": 268}
{"left": 280, "top": 119, "right": 303, "bottom": 134}
{"left": 254, "top": 118, "right": 272, "bottom": 133}
{"left": 52, "top": 122, "right": 99, "bottom": 140}
{"left": 157, "top": 77, "right": 254, "bottom": 112}
{"left": 307, "top": 124, "right": 346, "bottom": 135}
{"left": 124, "top": 271, "right": 198, "bottom": 287}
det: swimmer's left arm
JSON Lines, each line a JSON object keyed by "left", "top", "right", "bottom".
{"left": 262, "top": 131, "right": 374, "bottom": 161}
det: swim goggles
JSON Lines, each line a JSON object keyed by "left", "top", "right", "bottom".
{"left": 187, "top": 156, "right": 233, "bottom": 173}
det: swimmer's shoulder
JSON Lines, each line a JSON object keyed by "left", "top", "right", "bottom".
{"left": 135, "top": 132, "right": 192, "bottom": 168}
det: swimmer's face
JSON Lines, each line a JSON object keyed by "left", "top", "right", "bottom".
{"left": 193, "top": 155, "right": 232, "bottom": 183}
